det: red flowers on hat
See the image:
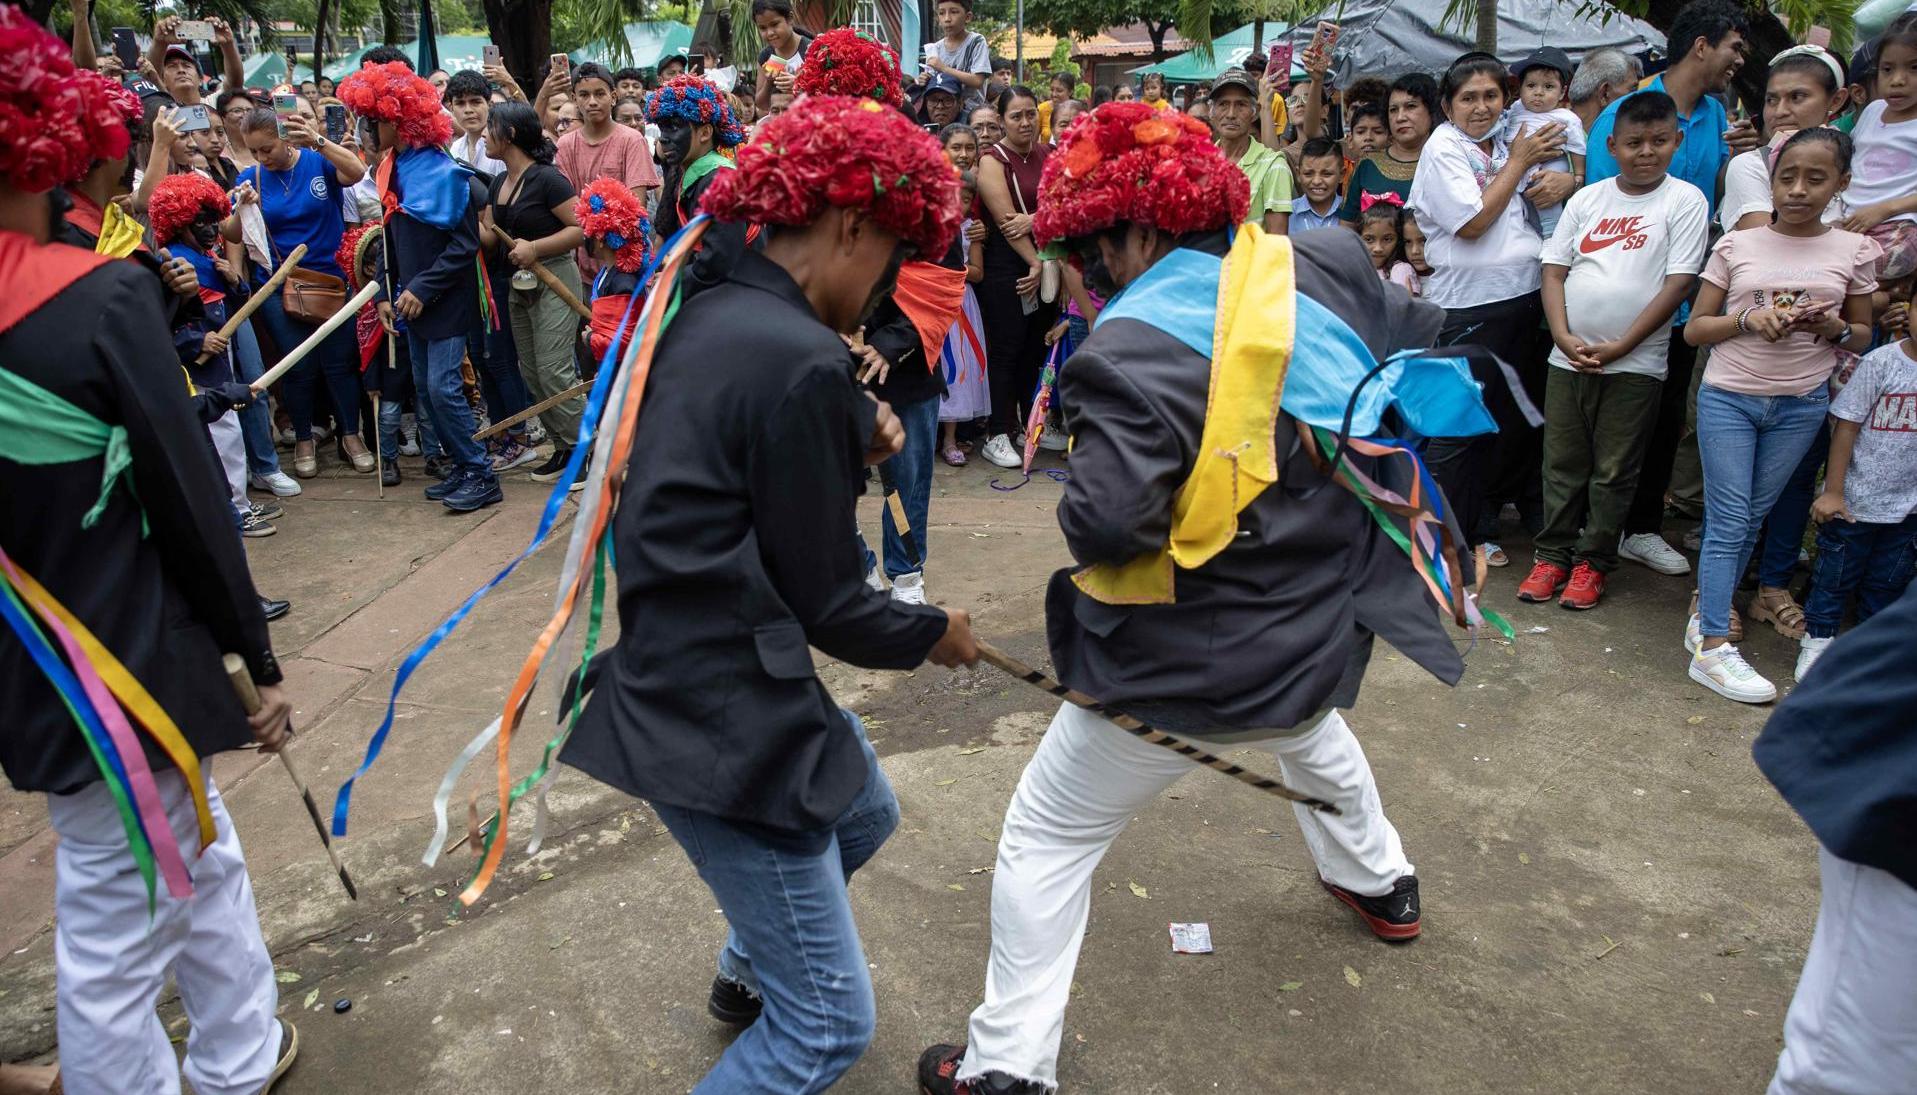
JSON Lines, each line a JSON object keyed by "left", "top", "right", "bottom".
{"left": 703, "top": 96, "right": 959, "bottom": 259}
{"left": 338, "top": 61, "right": 454, "bottom": 149}
{"left": 148, "top": 172, "right": 232, "bottom": 246}
{"left": 0, "top": 5, "right": 136, "bottom": 192}
{"left": 336, "top": 223, "right": 384, "bottom": 289}
{"left": 793, "top": 28, "right": 904, "bottom": 106}
{"left": 1034, "top": 102, "right": 1249, "bottom": 247}
{"left": 575, "top": 179, "right": 654, "bottom": 274}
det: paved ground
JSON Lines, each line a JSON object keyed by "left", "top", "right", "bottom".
{"left": 0, "top": 446, "right": 1818, "bottom": 1093}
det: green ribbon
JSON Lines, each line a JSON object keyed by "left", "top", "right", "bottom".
{"left": 0, "top": 366, "right": 139, "bottom": 531}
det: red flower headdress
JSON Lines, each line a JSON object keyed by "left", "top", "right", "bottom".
{"left": 574, "top": 179, "right": 654, "bottom": 274}
{"left": 148, "top": 172, "right": 232, "bottom": 246}
{"left": 0, "top": 6, "right": 136, "bottom": 191}
{"left": 704, "top": 95, "right": 958, "bottom": 259}
{"left": 645, "top": 74, "right": 746, "bottom": 148}
{"left": 792, "top": 28, "right": 904, "bottom": 106}
{"left": 338, "top": 61, "right": 454, "bottom": 149}
{"left": 335, "top": 222, "right": 384, "bottom": 289}
{"left": 1034, "top": 102, "right": 1249, "bottom": 247}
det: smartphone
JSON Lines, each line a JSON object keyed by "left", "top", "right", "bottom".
{"left": 175, "top": 18, "right": 214, "bottom": 41}
{"left": 1308, "top": 20, "right": 1340, "bottom": 57}
{"left": 324, "top": 103, "right": 347, "bottom": 143}
{"left": 1267, "top": 42, "right": 1293, "bottom": 90}
{"left": 273, "top": 93, "right": 300, "bottom": 137}
{"left": 111, "top": 27, "right": 139, "bottom": 69}
{"left": 689, "top": 51, "right": 705, "bottom": 74}
{"left": 175, "top": 103, "right": 211, "bottom": 133}
{"left": 483, "top": 43, "right": 501, "bottom": 68}
{"left": 550, "top": 53, "right": 570, "bottom": 81}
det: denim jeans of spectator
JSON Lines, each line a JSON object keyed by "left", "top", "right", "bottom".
{"left": 1802, "top": 512, "right": 1917, "bottom": 638}
{"left": 469, "top": 308, "right": 529, "bottom": 441}
{"left": 869, "top": 396, "right": 938, "bottom": 580}
{"left": 250, "top": 288, "right": 360, "bottom": 440}
{"left": 1758, "top": 421, "right": 1830, "bottom": 588}
{"left": 228, "top": 319, "right": 281, "bottom": 478}
{"left": 407, "top": 329, "right": 490, "bottom": 480}
{"left": 1695, "top": 382, "right": 1829, "bottom": 639}
{"left": 649, "top": 710, "right": 897, "bottom": 1094}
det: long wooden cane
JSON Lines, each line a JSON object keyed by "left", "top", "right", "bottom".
{"left": 496, "top": 230, "right": 593, "bottom": 321}
{"left": 472, "top": 378, "right": 592, "bottom": 442}
{"left": 251, "top": 279, "right": 382, "bottom": 392}
{"left": 972, "top": 641, "right": 1342, "bottom": 814}
{"left": 195, "top": 244, "right": 307, "bottom": 364}
{"left": 224, "top": 655, "right": 361, "bottom": 899}
{"left": 371, "top": 389, "right": 384, "bottom": 499}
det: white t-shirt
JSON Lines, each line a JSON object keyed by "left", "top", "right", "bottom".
{"left": 450, "top": 131, "right": 507, "bottom": 181}
{"left": 1720, "top": 135, "right": 1843, "bottom": 231}
{"left": 1842, "top": 99, "right": 1917, "bottom": 225}
{"left": 1828, "top": 340, "right": 1917, "bottom": 522}
{"left": 1408, "top": 122, "right": 1545, "bottom": 309}
{"left": 931, "top": 32, "right": 992, "bottom": 111}
{"left": 1541, "top": 176, "right": 1710, "bottom": 379}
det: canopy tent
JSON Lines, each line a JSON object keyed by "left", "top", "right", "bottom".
{"left": 318, "top": 34, "right": 494, "bottom": 80}
{"left": 1279, "top": 0, "right": 1664, "bottom": 82}
{"left": 242, "top": 52, "right": 316, "bottom": 88}
{"left": 1131, "top": 22, "right": 1298, "bottom": 83}
{"left": 1857, "top": 0, "right": 1912, "bottom": 46}
{"left": 567, "top": 20, "right": 695, "bottom": 68}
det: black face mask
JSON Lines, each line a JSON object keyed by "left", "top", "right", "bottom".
{"left": 856, "top": 244, "right": 911, "bottom": 330}
{"left": 1074, "top": 237, "right": 1120, "bottom": 301}
{"left": 655, "top": 118, "right": 693, "bottom": 167}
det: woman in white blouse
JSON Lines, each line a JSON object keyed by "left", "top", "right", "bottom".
{"left": 1408, "top": 52, "right": 1573, "bottom": 558}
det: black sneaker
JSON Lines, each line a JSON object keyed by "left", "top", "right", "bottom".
{"left": 1322, "top": 874, "right": 1421, "bottom": 942}
{"left": 238, "top": 511, "right": 277, "bottom": 538}
{"left": 424, "top": 469, "right": 465, "bottom": 501}
{"left": 250, "top": 498, "right": 284, "bottom": 521}
{"left": 259, "top": 597, "right": 291, "bottom": 621}
{"left": 707, "top": 975, "right": 762, "bottom": 1025}
{"left": 424, "top": 455, "right": 455, "bottom": 481}
{"left": 567, "top": 446, "right": 592, "bottom": 493}
{"left": 442, "top": 473, "right": 503, "bottom": 513}
{"left": 381, "top": 458, "right": 401, "bottom": 487}
{"left": 528, "top": 446, "right": 572, "bottom": 483}
{"left": 917, "top": 1044, "right": 1043, "bottom": 1095}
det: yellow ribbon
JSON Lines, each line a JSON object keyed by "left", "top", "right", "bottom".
{"left": 1074, "top": 225, "right": 1297, "bottom": 604}
{"left": 8, "top": 565, "right": 216, "bottom": 852}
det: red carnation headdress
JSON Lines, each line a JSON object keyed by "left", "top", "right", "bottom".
{"left": 0, "top": 5, "right": 136, "bottom": 191}
{"left": 793, "top": 28, "right": 904, "bottom": 106}
{"left": 644, "top": 74, "right": 746, "bottom": 148}
{"left": 148, "top": 172, "right": 232, "bottom": 245}
{"left": 1034, "top": 102, "right": 1249, "bottom": 246}
{"left": 338, "top": 61, "right": 454, "bottom": 149}
{"left": 336, "top": 222, "right": 384, "bottom": 289}
{"left": 704, "top": 95, "right": 959, "bottom": 259}
{"left": 575, "top": 179, "right": 654, "bottom": 274}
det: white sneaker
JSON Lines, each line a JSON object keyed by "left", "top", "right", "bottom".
{"left": 250, "top": 471, "right": 302, "bottom": 497}
{"left": 1684, "top": 613, "right": 1702, "bottom": 656}
{"left": 1037, "top": 429, "right": 1067, "bottom": 453}
{"left": 981, "top": 434, "right": 1021, "bottom": 469}
{"left": 864, "top": 564, "right": 886, "bottom": 593}
{"left": 398, "top": 434, "right": 422, "bottom": 457}
{"left": 1795, "top": 635, "right": 1834, "bottom": 681}
{"left": 1620, "top": 532, "right": 1691, "bottom": 576}
{"left": 1689, "top": 644, "right": 1777, "bottom": 704}
{"left": 890, "top": 571, "right": 927, "bottom": 605}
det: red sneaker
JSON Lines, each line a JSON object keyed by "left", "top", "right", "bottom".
{"left": 1516, "top": 561, "right": 1569, "bottom": 603}
{"left": 1558, "top": 562, "right": 1605, "bottom": 610}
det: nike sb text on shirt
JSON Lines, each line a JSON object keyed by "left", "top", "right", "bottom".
{"left": 1542, "top": 177, "right": 1711, "bottom": 379}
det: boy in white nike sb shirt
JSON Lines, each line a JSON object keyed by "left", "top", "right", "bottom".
{"left": 1523, "top": 91, "right": 1710, "bottom": 611}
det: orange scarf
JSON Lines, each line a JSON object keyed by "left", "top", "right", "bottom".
{"left": 891, "top": 260, "right": 967, "bottom": 369}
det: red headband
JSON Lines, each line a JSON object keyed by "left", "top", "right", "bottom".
{"left": 1034, "top": 102, "right": 1249, "bottom": 246}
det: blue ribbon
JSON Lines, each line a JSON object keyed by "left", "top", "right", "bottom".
{"left": 330, "top": 216, "right": 711, "bottom": 837}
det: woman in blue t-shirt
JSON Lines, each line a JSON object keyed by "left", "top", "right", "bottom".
{"left": 224, "top": 104, "right": 372, "bottom": 477}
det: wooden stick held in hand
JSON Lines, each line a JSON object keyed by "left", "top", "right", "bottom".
{"left": 195, "top": 244, "right": 307, "bottom": 364}
{"left": 224, "top": 654, "right": 360, "bottom": 900}
{"left": 496, "top": 228, "right": 593, "bottom": 320}
{"left": 251, "top": 278, "right": 381, "bottom": 392}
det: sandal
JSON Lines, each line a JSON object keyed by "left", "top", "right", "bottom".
{"left": 1748, "top": 586, "right": 1808, "bottom": 639}
{"left": 941, "top": 445, "right": 967, "bottom": 467}
{"left": 1482, "top": 542, "right": 1510, "bottom": 568}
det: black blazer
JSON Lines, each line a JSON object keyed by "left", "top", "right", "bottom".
{"left": 0, "top": 257, "right": 279, "bottom": 794}
{"left": 1046, "top": 227, "right": 1467, "bottom": 737}
{"left": 562, "top": 249, "right": 948, "bottom": 832}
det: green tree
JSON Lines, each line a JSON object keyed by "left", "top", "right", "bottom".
{"left": 1024, "top": 0, "right": 1196, "bottom": 61}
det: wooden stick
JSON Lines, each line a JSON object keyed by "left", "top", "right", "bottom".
{"left": 472, "top": 378, "right": 592, "bottom": 442}
{"left": 973, "top": 640, "right": 1342, "bottom": 814}
{"left": 250, "top": 278, "right": 381, "bottom": 393}
{"left": 195, "top": 244, "right": 307, "bottom": 364}
{"left": 496, "top": 230, "right": 593, "bottom": 321}
{"left": 371, "top": 390, "right": 384, "bottom": 499}
{"left": 224, "top": 654, "right": 360, "bottom": 899}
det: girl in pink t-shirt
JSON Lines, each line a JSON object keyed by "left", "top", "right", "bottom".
{"left": 1679, "top": 129, "right": 1879, "bottom": 705}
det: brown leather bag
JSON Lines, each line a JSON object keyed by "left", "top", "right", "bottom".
{"left": 282, "top": 265, "right": 348, "bottom": 324}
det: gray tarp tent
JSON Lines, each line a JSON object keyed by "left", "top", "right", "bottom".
{"left": 1287, "top": 0, "right": 1666, "bottom": 81}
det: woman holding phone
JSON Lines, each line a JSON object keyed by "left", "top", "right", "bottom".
{"left": 222, "top": 102, "right": 372, "bottom": 477}
{"left": 974, "top": 85, "right": 1054, "bottom": 470}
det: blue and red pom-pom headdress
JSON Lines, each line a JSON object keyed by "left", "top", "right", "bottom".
{"left": 575, "top": 179, "right": 654, "bottom": 274}
{"left": 644, "top": 75, "right": 746, "bottom": 148}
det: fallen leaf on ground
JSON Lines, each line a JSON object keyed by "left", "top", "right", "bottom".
{"left": 1127, "top": 881, "right": 1149, "bottom": 899}
{"left": 1518, "top": 852, "right": 1531, "bottom": 865}
{"left": 1700, "top": 992, "right": 1715, "bottom": 1004}
{"left": 303, "top": 989, "right": 319, "bottom": 1010}
{"left": 274, "top": 970, "right": 302, "bottom": 984}
{"left": 935, "top": 778, "right": 958, "bottom": 787}
{"left": 967, "top": 866, "right": 995, "bottom": 875}
{"left": 537, "top": 871, "right": 555, "bottom": 882}
{"left": 433, "top": 887, "right": 447, "bottom": 898}
{"left": 1343, "top": 966, "right": 1362, "bottom": 988}
{"left": 947, "top": 883, "right": 965, "bottom": 892}
{"left": 1686, "top": 715, "right": 1705, "bottom": 725}
{"left": 958, "top": 747, "right": 985, "bottom": 756}
{"left": 1278, "top": 981, "right": 1304, "bottom": 992}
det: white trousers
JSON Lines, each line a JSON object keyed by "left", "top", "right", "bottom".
{"left": 208, "top": 414, "right": 248, "bottom": 519}
{"left": 959, "top": 703, "right": 1411, "bottom": 1089}
{"left": 1768, "top": 845, "right": 1917, "bottom": 1095}
{"left": 48, "top": 769, "right": 279, "bottom": 1095}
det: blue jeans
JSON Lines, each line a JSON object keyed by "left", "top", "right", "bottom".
{"left": 877, "top": 396, "right": 938, "bottom": 579}
{"left": 229, "top": 319, "right": 281, "bottom": 477}
{"left": 1803, "top": 513, "right": 1917, "bottom": 638}
{"left": 250, "top": 287, "right": 360, "bottom": 440}
{"left": 468, "top": 304, "right": 529, "bottom": 441}
{"left": 1757, "top": 420, "right": 1830, "bottom": 588}
{"left": 407, "top": 329, "right": 489, "bottom": 479}
{"left": 650, "top": 710, "right": 897, "bottom": 1094}
{"left": 1696, "top": 382, "right": 1830, "bottom": 638}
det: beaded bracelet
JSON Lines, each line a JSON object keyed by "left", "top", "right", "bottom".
{"left": 1734, "top": 307, "right": 1753, "bottom": 335}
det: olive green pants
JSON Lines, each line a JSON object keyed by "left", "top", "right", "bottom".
{"left": 508, "top": 255, "right": 585, "bottom": 447}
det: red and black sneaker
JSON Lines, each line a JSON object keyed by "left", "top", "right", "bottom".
{"left": 1558, "top": 561, "right": 1605, "bottom": 610}
{"left": 1515, "top": 561, "right": 1569, "bottom": 603}
{"left": 918, "top": 1044, "right": 1045, "bottom": 1095}
{"left": 1323, "top": 874, "right": 1421, "bottom": 942}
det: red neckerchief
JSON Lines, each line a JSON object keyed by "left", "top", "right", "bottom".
{"left": 0, "top": 230, "right": 113, "bottom": 338}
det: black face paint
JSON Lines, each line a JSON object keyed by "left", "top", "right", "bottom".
{"left": 655, "top": 118, "right": 693, "bottom": 167}
{"left": 190, "top": 216, "right": 222, "bottom": 251}
{"left": 1075, "top": 238, "right": 1119, "bottom": 300}
{"left": 856, "top": 244, "right": 911, "bottom": 329}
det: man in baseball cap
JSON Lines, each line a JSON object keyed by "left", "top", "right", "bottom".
{"left": 1209, "top": 67, "right": 1294, "bottom": 232}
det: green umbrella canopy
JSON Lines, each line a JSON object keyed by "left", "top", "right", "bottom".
{"left": 242, "top": 51, "right": 316, "bottom": 89}
{"left": 569, "top": 21, "right": 695, "bottom": 69}
{"left": 1130, "top": 22, "right": 1301, "bottom": 84}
